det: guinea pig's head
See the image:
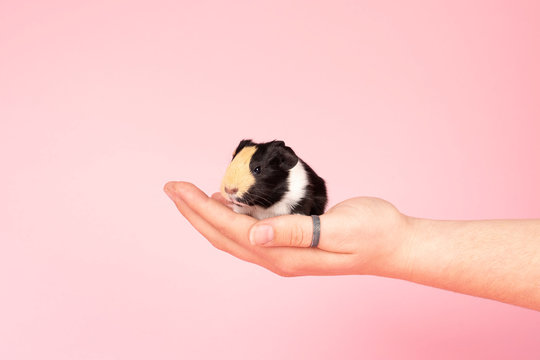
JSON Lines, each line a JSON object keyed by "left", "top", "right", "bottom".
{"left": 221, "top": 139, "right": 299, "bottom": 208}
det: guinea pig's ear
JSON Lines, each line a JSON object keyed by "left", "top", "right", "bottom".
{"left": 274, "top": 144, "right": 298, "bottom": 170}
{"left": 232, "top": 139, "right": 254, "bottom": 158}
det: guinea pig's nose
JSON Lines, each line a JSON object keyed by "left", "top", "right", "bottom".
{"left": 225, "top": 187, "right": 238, "bottom": 195}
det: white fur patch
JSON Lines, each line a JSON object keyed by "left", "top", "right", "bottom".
{"left": 240, "top": 161, "right": 308, "bottom": 220}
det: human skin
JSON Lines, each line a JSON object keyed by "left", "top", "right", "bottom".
{"left": 164, "top": 181, "right": 540, "bottom": 311}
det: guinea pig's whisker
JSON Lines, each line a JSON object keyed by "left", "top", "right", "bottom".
{"left": 245, "top": 192, "right": 274, "bottom": 206}
{"left": 244, "top": 193, "right": 270, "bottom": 206}
{"left": 246, "top": 192, "right": 273, "bottom": 202}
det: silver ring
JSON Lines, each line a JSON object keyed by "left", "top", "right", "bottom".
{"left": 311, "top": 215, "right": 321, "bottom": 248}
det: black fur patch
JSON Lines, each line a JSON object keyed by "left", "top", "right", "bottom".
{"left": 290, "top": 159, "right": 327, "bottom": 215}
{"left": 232, "top": 139, "right": 327, "bottom": 215}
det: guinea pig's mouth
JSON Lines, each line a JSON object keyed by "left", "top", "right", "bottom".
{"left": 227, "top": 196, "right": 247, "bottom": 207}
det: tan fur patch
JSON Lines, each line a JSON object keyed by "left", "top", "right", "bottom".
{"left": 221, "top": 146, "right": 257, "bottom": 198}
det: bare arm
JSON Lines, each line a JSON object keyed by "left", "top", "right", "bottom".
{"left": 164, "top": 181, "right": 540, "bottom": 311}
{"left": 401, "top": 218, "right": 540, "bottom": 310}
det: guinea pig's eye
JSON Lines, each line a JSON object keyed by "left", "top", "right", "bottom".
{"left": 253, "top": 166, "right": 261, "bottom": 174}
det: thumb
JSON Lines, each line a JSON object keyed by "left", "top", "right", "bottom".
{"left": 249, "top": 214, "right": 319, "bottom": 248}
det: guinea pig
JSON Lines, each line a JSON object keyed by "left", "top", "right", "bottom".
{"left": 220, "top": 139, "right": 327, "bottom": 220}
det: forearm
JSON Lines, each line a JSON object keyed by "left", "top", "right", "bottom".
{"left": 166, "top": 183, "right": 540, "bottom": 309}
{"left": 394, "top": 218, "right": 540, "bottom": 311}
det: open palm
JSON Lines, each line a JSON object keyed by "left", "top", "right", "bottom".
{"left": 164, "top": 182, "right": 410, "bottom": 277}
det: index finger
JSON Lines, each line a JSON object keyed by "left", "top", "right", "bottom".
{"left": 164, "top": 181, "right": 257, "bottom": 244}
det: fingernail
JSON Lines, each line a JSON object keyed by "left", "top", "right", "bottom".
{"left": 164, "top": 182, "right": 184, "bottom": 201}
{"left": 164, "top": 185, "right": 176, "bottom": 200}
{"left": 250, "top": 225, "right": 274, "bottom": 245}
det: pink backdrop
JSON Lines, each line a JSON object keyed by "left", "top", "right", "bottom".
{"left": 1, "top": 1, "right": 539, "bottom": 359}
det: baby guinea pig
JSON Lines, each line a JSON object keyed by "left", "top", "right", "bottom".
{"left": 220, "top": 139, "right": 327, "bottom": 220}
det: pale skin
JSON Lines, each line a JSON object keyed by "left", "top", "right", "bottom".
{"left": 164, "top": 181, "right": 540, "bottom": 311}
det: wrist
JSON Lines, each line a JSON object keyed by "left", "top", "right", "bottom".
{"left": 389, "top": 217, "right": 466, "bottom": 290}
{"left": 368, "top": 212, "right": 424, "bottom": 279}
{"left": 382, "top": 214, "right": 438, "bottom": 281}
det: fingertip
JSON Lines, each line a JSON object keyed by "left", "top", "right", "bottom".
{"left": 249, "top": 224, "right": 275, "bottom": 246}
{"left": 163, "top": 181, "right": 200, "bottom": 201}
{"left": 163, "top": 181, "right": 179, "bottom": 200}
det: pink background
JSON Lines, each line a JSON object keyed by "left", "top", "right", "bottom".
{"left": 1, "top": 1, "right": 540, "bottom": 359}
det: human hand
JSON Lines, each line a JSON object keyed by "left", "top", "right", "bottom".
{"left": 164, "top": 181, "right": 540, "bottom": 310}
{"left": 164, "top": 181, "right": 412, "bottom": 277}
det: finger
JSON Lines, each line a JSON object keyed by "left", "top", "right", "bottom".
{"left": 164, "top": 182, "right": 259, "bottom": 264}
{"left": 165, "top": 182, "right": 257, "bottom": 246}
{"left": 271, "top": 247, "right": 354, "bottom": 276}
{"left": 249, "top": 214, "right": 344, "bottom": 253}
{"left": 249, "top": 214, "right": 314, "bottom": 248}
{"left": 164, "top": 182, "right": 318, "bottom": 273}
{"left": 164, "top": 182, "right": 351, "bottom": 276}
